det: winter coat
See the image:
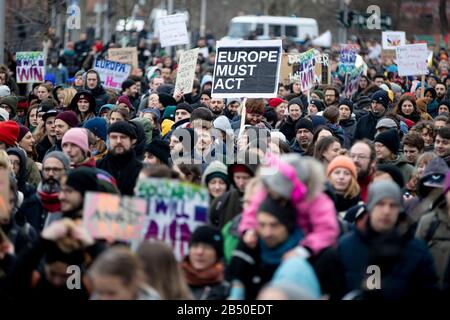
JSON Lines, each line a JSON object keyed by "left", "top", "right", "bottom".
{"left": 25, "top": 157, "right": 41, "bottom": 189}
{"left": 239, "top": 189, "right": 339, "bottom": 256}
{"left": 18, "top": 193, "right": 48, "bottom": 232}
{"left": 290, "top": 139, "right": 306, "bottom": 155}
{"left": 339, "top": 118, "right": 357, "bottom": 149}
{"left": 279, "top": 116, "right": 300, "bottom": 143}
{"left": 354, "top": 111, "right": 384, "bottom": 141}
{"left": 96, "top": 151, "right": 143, "bottom": 196}
{"left": 7, "top": 148, "right": 36, "bottom": 198}
{"left": 209, "top": 188, "right": 243, "bottom": 230}
{"left": 36, "top": 135, "right": 55, "bottom": 163}
{"left": 380, "top": 155, "right": 414, "bottom": 185}
{"left": 333, "top": 193, "right": 362, "bottom": 218}
{"left": 415, "top": 203, "right": 450, "bottom": 288}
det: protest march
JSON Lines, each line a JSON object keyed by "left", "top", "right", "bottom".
{"left": 1, "top": 1, "right": 450, "bottom": 306}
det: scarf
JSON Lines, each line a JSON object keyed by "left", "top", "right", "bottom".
{"left": 37, "top": 189, "right": 61, "bottom": 213}
{"left": 181, "top": 257, "right": 224, "bottom": 286}
{"left": 259, "top": 228, "right": 303, "bottom": 266}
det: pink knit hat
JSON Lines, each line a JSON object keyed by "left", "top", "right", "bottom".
{"left": 61, "top": 128, "right": 89, "bottom": 155}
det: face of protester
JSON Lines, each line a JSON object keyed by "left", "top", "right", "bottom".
{"left": 55, "top": 119, "right": 70, "bottom": 141}
{"left": 434, "top": 120, "right": 447, "bottom": 130}
{"left": 296, "top": 129, "right": 313, "bottom": 149}
{"left": 435, "top": 84, "right": 446, "bottom": 99}
{"left": 0, "top": 72, "right": 6, "bottom": 85}
{"left": 233, "top": 172, "right": 251, "bottom": 193}
{"left": 417, "top": 161, "right": 429, "bottom": 178}
{"left": 278, "top": 86, "right": 289, "bottom": 98}
{"left": 246, "top": 111, "right": 263, "bottom": 126}
{"left": 308, "top": 103, "right": 318, "bottom": 116}
{"left": 374, "top": 77, "right": 384, "bottom": 87}
{"left": 109, "top": 112, "right": 126, "bottom": 125}
{"left": 37, "top": 86, "right": 50, "bottom": 101}
{"left": 169, "top": 135, "right": 183, "bottom": 155}
{"left": 424, "top": 91, "right": 434, "bottom": 104}
{"left": 200, "top": 94, "right": 211, "bottom": 107}
{"left": 359, "top": 77, "right": 369, "bottom": 89}
{"left": 175, "top": 109, "right": 190, "bottom": 123}
{"left": 126, "top": 84, "right": 139, "bottom": 97}
{"left": 0, "top": 104, "right": 12, "bottom": 116}
{"left": 75, "top": 75, "right": 84, "bottom": 87}
{"left": 420, "top": 128, "right": 434, "bottom": 146}
{"left": 77, "top": 99, "right": 90, "bottom": 113}
{"left": 209, "top": 98, "right": 225, "bottom": 115}
{"left": 148, "top": 94, "right": 160, "bottom": 109}
{"left": 109, "top": 132, "right": 133, "bottom": 155}
{"left": 58, "top": 176, "right": 83, "bottom": 213}
{"left": 189, "top": 243, "right": 217, "bottom": 271}
{"left": 439, "top": 104, "right": 450, "bottom": 115}
{"left": 86, "top": 73, "right": 98, "bottom": 89}
{"left": 161, "top": 67, "right": 172, "bottom": 81}
{"left": 208, "top": 178, "right": 227, "bottom": 198}
{"left": 17, "top": 108, "right": 25, "bottom": 118}
{"left": 19, "top": 132, "right": 35, "bottom": 153}
{"left": 56, "top": 89, "right": 65, "bottom": 104}
{"left": 29, "top": 108, "right": 38, "bottom": 127}
{"left": 62, "top": 142, "right": 85, "bottom": 164}
{"left": 43, "top": 157, "right": 65, "bottom": 181}
{"left": 227, "top": 102, "right": 239, "bottom": 116}
{"left": 375, "top": 142, "right": 394, "bottom": 161}
{"left": 325, "top": 90, "right": 337, "bottom": 106}
{"left": 288, "top": 104, "right": 302, "bottom": 121}
{"left": 45, "top": 116, "right": 56, "bottom": 137}
{"left": 292, "top": 82, "right": 301, "bottom": 94}
{"left": 401, "top": 100, "right": 415, "bottom": 116}
{"left": 143, "top": 152, "right": 161, "bottom": 165}
{"left": 8, "top": 154, "right": 20, "bottom": 177}
{"left": 91, "top": 274, "right": 137, "bottom": 300}
{"left": 435, "top": 134, "right": 450, "bottom": 157}
{"left": 195, "top": 128, "right": 212, "bottom": 153}
{"left": 45, "top": 261, "right": 70, "bottom": 288}
{"left": 350, "top": 142, "right": 373, "bottom": 180}
{"left": 371, "top": 101, "right": 386, "bottom": 116}
{"left": 323, "top": 142, "right": 341, "bottom": 163}
{"left": 403, "top": 145, "right": 421, "bottom": 164}
{"left": 150, "top": 78, "right": 164, "bottom": 92}
{"left": 369, "top": 198, "right": 401, "bottom": 233}
{"left": 275, "top": 103, "right": 287, "bottom": 120}
{"left": 329, "top": 168, "right": 352, "bottom": 194}
{"left": 257, "top": 212, "right": 289, "bottom": 248}
{"left": 339, "top": 105, "right": 351, "bottom": 121}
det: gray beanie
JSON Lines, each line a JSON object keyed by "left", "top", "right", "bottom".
{"left": 43, "top": 151, "right": 71, "bottom": 172}
{"left": 366, "top": 180, "right": 402, "bottom": 212}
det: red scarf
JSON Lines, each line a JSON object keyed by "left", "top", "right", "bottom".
{"left": 74, "top": 157, "right": 97, "bottom": 168}
{"left": 180, "top": 257, "right": 224, "bottom": 286}
{"left": 37, "top": 191, "right": 61, "bottom": 212}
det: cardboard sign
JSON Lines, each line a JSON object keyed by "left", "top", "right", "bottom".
{"left": 279, "top": 49, "right": 323, "bottom": 89}
{"left": 83, "top": 192, "right": 147, "bottom": 242}
{"left": 338, "top": 44, "right": 359, "bottom": 75}
{"left": 137, "top": 178, "right": 209, "bottom": 261}
{"left": 382, "top": 31, "right": 406, "bottom": 50}
{"left": 396, "top": 43, "right": 429, "bottom": 76}
{"left": 93, "top": 58, "right": 132, "bottom": 91}
{"left": 0, "top": 168, "right": 10, "bottom": 223}
{"left": 108, "top": 47, "right": 139, "bottom": 69}
{"left": 16, "top": 52, "right": 45, "bottom": 83}
{"left": 175, "top": 48, "right": 200, "bottom": 93}
{"left": 157, "top": 14, "right": 189, "bottom": 47}
{"left": 211, "top": 40, "right": 282, "bottom": 98}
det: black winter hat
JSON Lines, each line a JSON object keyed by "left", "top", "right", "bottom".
{"left": 371, "top": 90, "right": 389, "bottom": 108}
{"left": 158, "top": 93, "right": 177, "bottom": 109}
{"left": 295, "top": 117, "right": 314, "bottom": 134}
{"left": 121, "top": 79, "right": 136, "bottom": 91}
{"left": 190, "top": 225, "right": 223, "bottom": 259}
{"left": 108, "top": 120, "right": 137, "bottom": 139}
{"left": 258, "top": 197, "right": 297, "bottom": 233}
{"left": 339, "top": 98, "right": 354, "bottom": 114}
{"left": 287, "top": 97, "right": 304, "bottom": 110}
{"left": 65, "top": 167, "right": 99, "bottom": 197}
{"left": 374, "top": 129, "right": 400, "bottom": 155}
{"left": 176, "top": 102, "right": 194, "bottom": 114}
{"left": 145, "top": 139, "right": 170, "bottom": 166}
{"left": 376, "top": 164, "right": 405, "bottom": 188}
{"left": 309, "top": 99, "right": 325, "bottom": 112}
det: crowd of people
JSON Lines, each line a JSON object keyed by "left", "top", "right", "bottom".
{"left": 0, "top": 33, "right": 450, "bottom": 301}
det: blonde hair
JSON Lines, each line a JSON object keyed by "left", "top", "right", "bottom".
{"left": 0, "top": 150, "right": 12, "bottom": 172}
{"left": 343, "top": 176, "right": 360, "bottom": 199}
{"left": 62, "top": 88, "right": 77, "bottom": 108}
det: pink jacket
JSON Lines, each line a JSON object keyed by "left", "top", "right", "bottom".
{"left": 238, "top": 188, "right": 339, "bottom": 256}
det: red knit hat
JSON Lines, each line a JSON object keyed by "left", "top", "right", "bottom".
{"left": 0, "top": 120, "right": 20, "bottom": 146}
{"left": 117, "top": 95, "right": 133, "bottom": 111}
{"left": 268, "top": 97, "right": 287, "bottom": 108}
{"left": 327, "top": 155, "right": 357, "bottom": 178}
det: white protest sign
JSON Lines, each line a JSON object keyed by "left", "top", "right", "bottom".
{"left": 157, "top": 14, "right": 189, "bottom": 47}
{"left": 175, "top": 48, "right": 199, "bottom": 93}
{"left": 108, "top": 47, "right": 139, "bottom": 69}
{"left": 94, "top": 59, "right": 132, "bottom": 91}
{"left": 395, "top": 43, "right": 429, "bottom": 76}
{"left": 211, "top": 40, "right": 282, "bottom": 98}
{"left": 382, "top": 31, "right": 406, "bottom": 50}
{"left": 16, "top": 52, "right": 45, "bottom": 83}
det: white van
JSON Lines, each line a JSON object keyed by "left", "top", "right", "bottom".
{"left": 222, "top": 15, "right": 319, "bottom": 42}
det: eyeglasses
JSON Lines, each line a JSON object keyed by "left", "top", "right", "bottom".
{"left": 350, "top": 154, "right": 370, "bottom": 160}
{"left": 43, "top": 167, "right": 64, "bottom": 173}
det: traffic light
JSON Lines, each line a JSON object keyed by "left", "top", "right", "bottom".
{"left": 336, "top": 10, "right": 355, "bottom": 28}
{"left": 336, "top": 10, "right": 345, "bottom": 27}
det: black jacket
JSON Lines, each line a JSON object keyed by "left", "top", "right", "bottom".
{"left": 96, "top": 151, "right": 143, "bottom": 196}
{"left": 354, "top": 112, "right": 384, "bottom": 141}
{"left": 279, "top": 116, "right": 300, "bottom": 143}
{"left": 18, "top": 193, "right": 48, "bottom": 232}
{"left": 339, "top": 118, "right": 357, "bottom": 149}
{"left": 36, "top": 135, "right": 55, "bottom": 163}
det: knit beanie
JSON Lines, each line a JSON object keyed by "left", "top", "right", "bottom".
{"left": 371, "top": 90, "right": 389, "bottom": 108}
{"left": 376, "top": 164, "right": 405, "bottom": 188}
{"left": 83, "top": 117, "right": 108, "bottom": 141}
{"left": 339, "top": 98, "right": 354, "bottom": 114}
{"left": 327, "top": 156, "right": 357, "bottom": 178}
{"left": 287, "top": 97, "right": 304, "bottom": 110}
{"left": 0, "top": 120, "right": 20, "bottom": 146}
{"left": 295, "top": 118, "right": 314, "bottom": 134}
{"left": 258, "top": 197, "right": 297, "bottom": 233}
{"left": 312, "top": 90, "right": 325, "bottom": 101}
{"left": 158, "top": 93, "right": 177, "bottom": 109}
{"left": 56, "top": 111, "right": 80, "bottom": 128}
{"left": 107, "top": 120, "right": 137, "bottom": 139}
{"left": 176, "top": 102, "right": 194, "bottom": 114}
{"left": 145, "top": 139, "right": 170, "bottom": 166}
{"left": 310, "top": 99, "right": 325, "bottom": 112}
{"left": 374, "top": 129, "right": 400, "bottom": 155}
{"left": 117, "top": 95, "right": 133, "bottom": 111}
{"left": 0, "top": 95, "right": 18, "bottom": 117}
{"left": 44, "top": 151, "right": 71, "bottom": 172}
{"left": 163, "top": 105, "right": 176, "bottom": 121}
{"left": 141, "top": 108, "right": 161, "bottom": 123}
{"left": 189, "top": 225, "right": 223, "bottom": 259}
{"left": 202, "top": 160, "right": 230, "bottom": 187}
{"left": 366, "top": 180, "right": 402, "bottom": 212}
{"left": 18, "top": 125, "right": 30, "bottom": 142}
{"left": 65, "top": 167, "right": 99, "bottom": 196}
{"left": 269, "top": 97, "right": 287, "bottom": 108}
{"left": 61, "top": 128, "right": 90, "bottom": 155}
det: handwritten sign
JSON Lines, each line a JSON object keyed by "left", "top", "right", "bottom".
{"left": 175, "top": 48, "right": 200, "bottom": 93}
{"left": 83, "top": 192, "right": 147, "bottom": 242}
{"left": 396, "top": 43, "right": 429, "bottom": 76}
{"left": 0, "top": 168, "right": 11, "bottom": 223}
{"left": 338, "top": 44, "right": 359, "bottom": 75}
{"left": 108, "top": 47, "right": 139, "bottom": 69}
{"left": 157, "top": 14, "right": 189, "bottom": 47}
{"left": 343, "top": 66, "right": 364, "bottom": 98}
{"left": 137, "top": 178, "right": 209, "bottom": 260}
{"left": 382, "top": 31, "right": 406, "bottom": 50}
{"left": 280, "top": 49, "right": 322, "bottom": 90}
{"left": 16, "top": 52, "right": 45, "bottom": 83}
{"left": 93, "top": 58, "right": 132, "bottom": 91}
